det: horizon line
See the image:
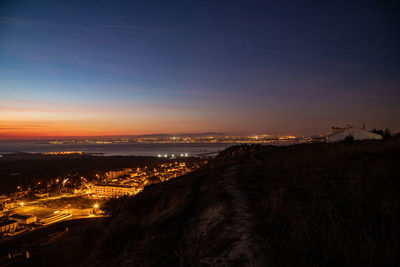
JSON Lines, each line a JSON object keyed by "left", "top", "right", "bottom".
{"left": 0, "top": 132, "right": 315, "bottom": 141}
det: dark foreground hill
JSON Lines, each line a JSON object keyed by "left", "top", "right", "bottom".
{"left": 5, "top": 140, "right": 400, "bottom": 266}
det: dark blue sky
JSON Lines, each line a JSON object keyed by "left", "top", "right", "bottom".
{"left": 1, "top": 0, "right": 399, "bottom": 138}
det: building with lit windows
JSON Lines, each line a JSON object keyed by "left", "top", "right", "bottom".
{"left": 91, "top": 184, "right": 139, "bottom": 197}
{"left": 0, "top": 220, "right": 18, "bottom": 233}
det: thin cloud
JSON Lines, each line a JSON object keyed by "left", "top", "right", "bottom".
{"left": 92, "top": 23, "right": 177, "bottom": 32}
{"left": 0, "top": 16, "right": 178, "bottom": 32}
{"left": 0, "top": 105, "right": 93, "bottom": 114}
{"left": 0, "top": 122, "right": 52, "bottom": 129}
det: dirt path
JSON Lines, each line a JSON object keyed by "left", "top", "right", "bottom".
{"left": 217, "top": 165, "right": 265, "bottom": 266}
{"left": 249, "top": 151, "right": 262, "bottom": 166}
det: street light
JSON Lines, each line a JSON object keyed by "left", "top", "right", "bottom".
{"left": 20, "top": 202, "right": 24, "bottom": 207}
{"left": 94, "top": 203, "right": 99, "bottom": 209}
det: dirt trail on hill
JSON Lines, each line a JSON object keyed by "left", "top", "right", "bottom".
{"left": 195, "top": 166, "right": 265, "bottom": 266}
{"left": 213, "top": 165, "right": 264, "bottom": 266}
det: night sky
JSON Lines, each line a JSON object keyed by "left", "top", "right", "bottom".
{"left": 1, "top": 0, "right": 399, "bottom": 138}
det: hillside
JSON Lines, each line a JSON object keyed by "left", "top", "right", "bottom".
{"left": 6, "top": 140, "right": 400, "bottom": 266}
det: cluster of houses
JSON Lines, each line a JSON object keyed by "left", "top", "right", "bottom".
{"left": 90, "top": 163, "right": 191, "bottom": 198}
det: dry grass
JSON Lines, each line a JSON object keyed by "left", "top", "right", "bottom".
{"left": 235, "top": 140, "right": 400, "bottom": 266}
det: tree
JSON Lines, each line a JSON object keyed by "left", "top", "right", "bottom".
{"left": 372, "top": 128, "right": 384, "bottom": 136}
{"left": 372, "top": 128, "right": 393, "bottom": 140}
{"left": 383, "top": 128, "right": 392, "bottom": 140}
{"left": 344, "top": 135, "right": 354, "bottom": 143}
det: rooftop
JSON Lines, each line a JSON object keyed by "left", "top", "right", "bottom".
{"left": 10, "top": 214, "right": 35, "bottom": 220}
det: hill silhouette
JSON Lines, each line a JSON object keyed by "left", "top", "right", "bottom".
{"left": 82, "top": 140, "right": 400, "bottom": 266}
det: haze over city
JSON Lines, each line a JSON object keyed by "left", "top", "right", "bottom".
{"left": 1, "top": 0, "right": 399, "bottom": 139}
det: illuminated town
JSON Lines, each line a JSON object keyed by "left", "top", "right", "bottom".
{"left": 0, "top": 159, "right": 206, "bottom": 242}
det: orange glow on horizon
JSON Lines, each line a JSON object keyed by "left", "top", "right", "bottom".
{"left": 0, "top": 100, "right": 233, "bottom": 139}
{"left": 0, "top": 119, "right": 221, "bottom": 140}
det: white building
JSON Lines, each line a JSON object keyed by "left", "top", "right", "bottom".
{"left": 91, "top": 184, "right": 139, "bottom": 197}
{"left": 327, "top": 125, "right": 383, "bottom": 142}
{"left": 106, "top": 168, "right": 131, "bottom": 179}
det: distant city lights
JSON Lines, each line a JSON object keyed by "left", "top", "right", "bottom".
{"left": 41, "top": 134, "right": 324, "bottom": 147}
{"left": 157, "top": 153, "right": 190, "bottom": 158}
{"left": 43, "top": 151, "right": 84, "bottom": 155}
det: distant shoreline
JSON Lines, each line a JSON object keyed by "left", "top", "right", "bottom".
{"left": 0, "top": 142, "right": 234, "bottom": 157}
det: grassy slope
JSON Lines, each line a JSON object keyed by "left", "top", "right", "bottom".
{"left": 83, "top": 165, "right": 240, "bottom": 266}
{"left": 235, "top": 140, "right": 400, "bottom": 266}
{"left": 84, "top": 139, "right": 400, "bottom": 266}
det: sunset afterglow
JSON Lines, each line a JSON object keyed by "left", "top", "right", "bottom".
{"left": 1, "top": 1, "right": 399, "bottom": 139}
